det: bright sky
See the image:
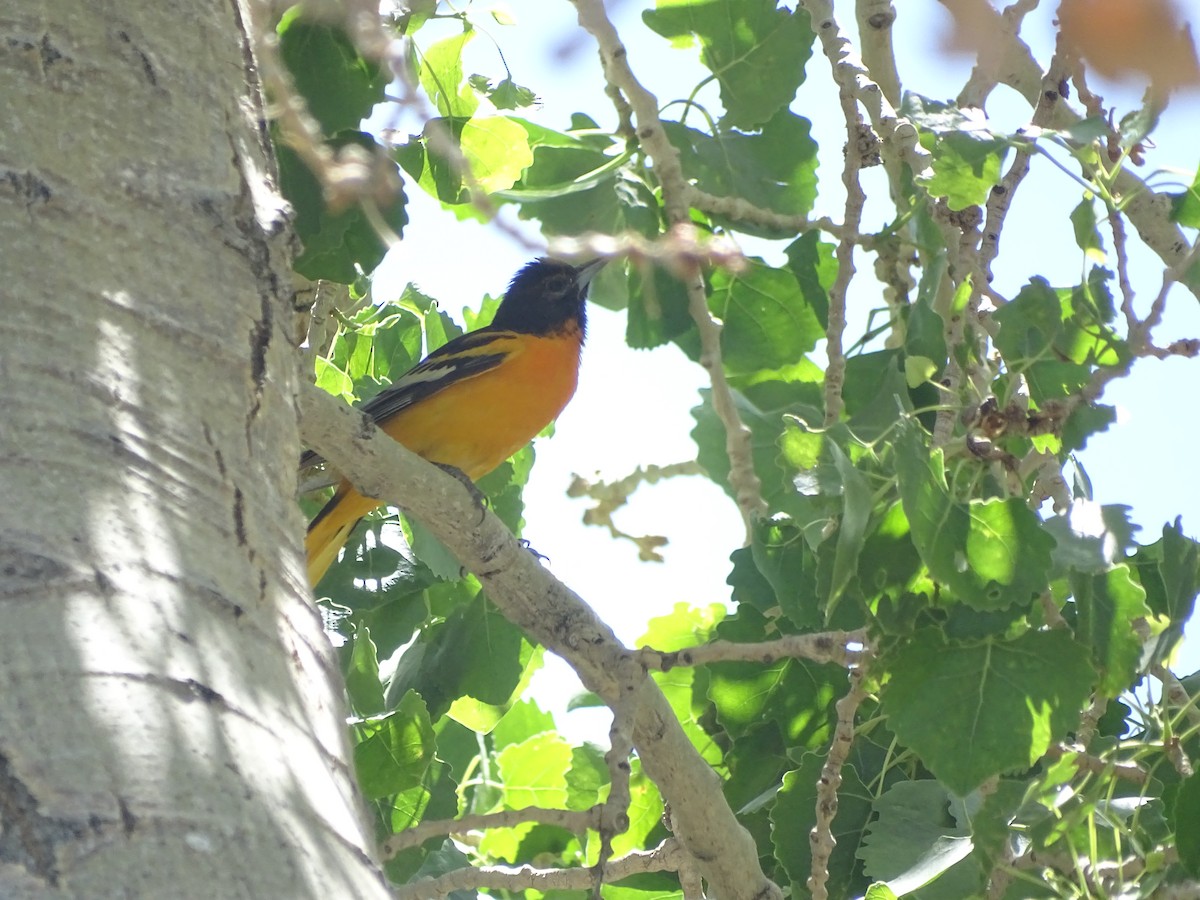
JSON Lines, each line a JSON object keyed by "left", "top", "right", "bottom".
{"left": 370, "top": 1, "right": 1200, "bottom": 736}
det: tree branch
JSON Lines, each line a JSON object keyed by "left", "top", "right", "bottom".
{"left": 394, "top": 839, "right": 689, "bottom": 899}
{"left": 808, "top": 664, "right": 870, "bottom": 900}
{"left": 637, "top": 631, "right": 867, "bottom": 671}
{"left": 298, "top": 383, "right": 782, "bottom": 900}
{"left": 383, "top": 806, "right": 601, "bottom": 857}
{"left": 571, "top": 0, "right": 769, "bottom": 530}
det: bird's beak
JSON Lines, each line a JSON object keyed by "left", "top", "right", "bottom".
{"left": 574, "top": 257, "right": 608, "bottom": 290}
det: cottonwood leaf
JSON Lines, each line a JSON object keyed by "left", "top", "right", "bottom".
{"left": 858, "top": 780, "right": 983, "bottom": 899}
{"left": 354, "top": 690, "right": 436, "bottom": 798}
{"left": 772, "top": 754, "right": 873, "bottom": 898}
{"left": 883, "top": 629, "right": 1095, "bottom": 795}
{"left": 895, "top": 423, "right": 1054, "bottom": 609}
{"left": 644, "top": 0, "right": 813, "bottom": 129}
{"left": 1071, "top": 564, "right": 1150, "bottom": 697}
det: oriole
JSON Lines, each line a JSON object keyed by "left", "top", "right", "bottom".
{"left": 304, "top": 257, "right": 603, "bottom": 587}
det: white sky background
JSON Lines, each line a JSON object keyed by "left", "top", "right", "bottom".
{"left": 369, "top": 0, "right": 1200, "bottom": 738}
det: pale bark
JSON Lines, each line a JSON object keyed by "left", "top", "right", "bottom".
{"left": 0, "top": 2, "right": 389, "bottom": 897}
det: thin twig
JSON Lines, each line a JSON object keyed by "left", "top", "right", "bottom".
{"left": 637, "top": 631, "right": 868, "bottom": 671}
{"left": 383, "top": 806, "right": 601, "bottom": 857}
{"left": 808, "top": 663, "right": 870, "bottom": 900}
{"left": 571, "top": 0, "right": 769, "bottom": 530}
{"left": 393, "top": 839, "right": 689, "bottom": 899}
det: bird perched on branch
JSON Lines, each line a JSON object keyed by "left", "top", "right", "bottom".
{"left": 304, "top": 257, "right": 604, "bottom": 587}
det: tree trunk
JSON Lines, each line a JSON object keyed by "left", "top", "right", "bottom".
{"left": 0, "top": 2, "right": 389, "bottom": 896}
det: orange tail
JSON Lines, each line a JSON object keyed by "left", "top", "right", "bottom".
{"left": 304, "top": 482, "right": 383, "bottom": 587}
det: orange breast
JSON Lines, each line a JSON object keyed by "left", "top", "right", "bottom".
{"left": 379, "top": 328, "right": 583, "bottom": 479}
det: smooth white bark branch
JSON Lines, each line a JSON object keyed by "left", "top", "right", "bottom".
{"left": 298, "top": 384, "right": 783, "bottom": 900}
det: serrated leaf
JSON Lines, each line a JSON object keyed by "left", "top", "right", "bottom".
{"left": 921, "top": 132, "right": 1009, "bottom": 210}
{"left": 1169, "top": 163, "right": 1200, "bottom": 228}
{"left": 1174, "top": 772, "right": 1200, "bottom": 876}
{"left": 354, "top": 690, "right": 436, "bottom": 798}
{"left": 902, "top": 94, "right": 999, "bottom": 138}
{"left": 277, "top": 133, "right": 408, "bottom": 283}
{"left": 490, "top": 77, "right": 537, "bottom": 110}
{"left": 1071, "top": 565, "right": 1151, "bottom": 697}
{"left": 883, "top": 629, "right": 1095, "bottom": 795}
{"left": 772, "top": 754, "right": 873, "bottom": 898}
{"left": 1070, "top": 198, "right": 1107, "bottom": 263}
{"left": 490, "top": 698, "right": 556, "bottom": 750}
{"left": 497, "top": 732, "right": 573, "bottom": 809}
{"left": 277, "top": 12, "right": 387, "bottom": 134}
{"left": 827, "top": 442, "right": 872, "bottom": 620}
{"left": 692, "top": 387, "right": 819, "bottom": 514}
{"left": 608, "top": 762, "right": 666, "bottom": 858}
{"left": 1042, "top": 501, "right": 1138, "bottom": 575}
{"left": 784, "top": 231, "right": 836, "bottom": 328}
{"left": 904, "top": 355, "right": 938, "bottom": 388}
{"left": 384, "top": 590, "right": 527, "bottom": 719}
{"left": 346, "top": 624, "right": 386, "bottom": 715}
{"left": 419, "top": 29, "right": 478, "bottom": 118}
{"left": 565, "top": 743, "right": 608, "bottom": 811}
{"left": 748, "top": 518, "right": 820, "bottom": 628}
{"left": 895, "top": 423, "right": 1053, "bottom": 610}
{"left": 644, "top": 0, "right": 813, "bottom": 129}
{"left": 663, "top": 110, "right": 818, "bottom": 236}
{"left": 710, "top": 259, "right": 824, "bottom": 376}
{"left": 397, "top": 116, "right": 534, "bottom": 204}
{"left": 858, "top": 780, "right": 983, "bottom": 899}
{"left": 707, "top": 606, "right": 844, "bottom": 747}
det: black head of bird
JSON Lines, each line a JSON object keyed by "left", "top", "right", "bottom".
{"left": 491, "top": 257, "right": 606, "bottom": 337}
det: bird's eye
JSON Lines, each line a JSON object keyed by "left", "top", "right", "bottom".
{"left": 544, "top": 275, "right": 571, "bottom": 295}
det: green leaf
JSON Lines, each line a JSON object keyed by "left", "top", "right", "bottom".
{"left": 277, "top": 11, "right": 387, "bottom": 134}
{"left": 277, "top": 133, "right": 408, "bottom": 283}
{"left": 1174, "top": 772, "right": 1200, "bottom": 877}
{"left": 692, "top": 387, "right": 819, "bottom": 515}
{"left": 992, "top": 277, "right": 1129, "bottom": 406}
{"left": 1134, "top": 519, "right": 1200, "bottom": 625}
{"left": 895, "top": 423, "right": 1054, "bottom": 610}
{"left": 419, "top": 28, "right": 478, "bottom": 118}
{"left": 396, "top": 116, "right": 534, "bottom": 204}
{"left": 354, "top": 690, "right": 436, "bottom": 798}
{"left": 748, "top": 518, "right": 820, "bottom": 628}
{"left": 707, "top": 606, "right": 844, "bottom": 748}
{"left": 1070, "top": 565, "right": 1151, "bottom": 697}
{"left": 384, "top": 591, "right": 527, "bottom": 719}
{"left": 902, "top": 94, "right": 999, "bottom": 138}
{"left": 644, "top": 0, "right": 813, "bottom": 129}
{"left": 1042, "top": 501, "right": 1138, "bottom": 576}
{"left": 784, "top": 231, "right": 836, "bottom": 329}
{"left": 1130, "top": 519, "right": 1200, "bottom": 664}
{"left": 663, "top": 110, "right": 818, "bottom": 236}
{"left": 904, "top": 295, "right": 948, "bottom": 375}
{"left": 490, "top": 699, "right": 557, "bottom": 750}
{"left": 710, "top": 259, "right": 824, "bottom": 376}
{"left": 346, "top": 624, "right": 386, "bottom": 716}
{"left": 883, "top": 629, "right": 1095, "bottom": 795}
{"left": 772, "top": 754, "right": 873, "bottom": 899}
{"left": 858, "top": 781, "right": 983, "bottom": 899}
{"left": 1169, "top": 163, "right": 1200, "bottom": 228}
{"left": 608, "top": 762, "right": 666, "bottom": 858}
{"left": 826, "top": 442, "right": 872, "bottom": 620}
{"left": 497, "top": 732, "right": 573, "bottom": 809}
{"left": 626, "top": 258, "right": 694, "bottom": 349}
{"left": 1070, "top": 198, "right": 1107, "bottom": 263}
{"left": 468, "top": 75, "right": 538, "bottom": 111}
{"left": 565, "top": 743, "right": 608, "bottom": 811}
{"left": 922, "top": 132, "right": 1008, "bottom": 210}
